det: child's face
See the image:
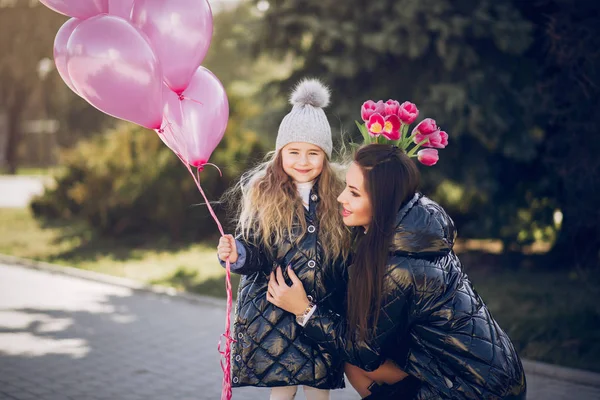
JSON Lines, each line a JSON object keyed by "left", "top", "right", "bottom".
{"left": 281, "top": 142, "right": 325, "bottom": 183}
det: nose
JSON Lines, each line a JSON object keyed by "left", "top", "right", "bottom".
{"left": 337, "top": 191, "right": 345, "bottom": 204}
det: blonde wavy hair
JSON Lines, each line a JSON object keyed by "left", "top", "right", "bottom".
{"left": 224, "top": 150, "right": 351, "bottom": 264}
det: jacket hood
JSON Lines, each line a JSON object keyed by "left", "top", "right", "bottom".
{"left": 390, "top": 193, "right": 456, "bottom": 256}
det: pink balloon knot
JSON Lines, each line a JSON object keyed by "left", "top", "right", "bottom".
{"left": 192, "top": 159, "right": 207, "bottom": 171}
{"left": 157, "top": 128, "right": 164, "bottom": 134}
{"left": 178, "top": 94, "right": 185, "bottom": 101}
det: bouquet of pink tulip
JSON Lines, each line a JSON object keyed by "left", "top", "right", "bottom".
{"left": 356, "top": 100, "right": 449, "bottom": 166}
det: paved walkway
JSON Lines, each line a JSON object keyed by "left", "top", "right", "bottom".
{"left": 0, "top": 176, "right": 48, "bottom": 208}
{"left": 1, "top": 262, "right": 599, "bottom": 400}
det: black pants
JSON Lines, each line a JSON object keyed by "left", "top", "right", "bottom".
{"left": 363, "top": 375, "right": 421, "bottom": 399}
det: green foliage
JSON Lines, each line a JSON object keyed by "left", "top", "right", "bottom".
{"left": 0, "top": 1, "right": 116, "bottom": 164}
{"left": 31, "top": 95, "right": 266, "bottom": 240}
{"left": 251, "top": 0, "right": 600, "bottom": 268}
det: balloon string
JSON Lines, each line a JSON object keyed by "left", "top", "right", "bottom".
{"left": 159, "top": 117, "right": 186, "bottom": 158}
{"left": 204, "top": 163, "right": 223, "bottom": 177}
{"left": 179, "top": 158, "right": 235, "bottom": 400}
{"left": 181, "top": 95, "right": 204, "bottom": 105}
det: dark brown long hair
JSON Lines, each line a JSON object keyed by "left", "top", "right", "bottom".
{"left": 347, "top": 144, "right": 420, "bottom": 340}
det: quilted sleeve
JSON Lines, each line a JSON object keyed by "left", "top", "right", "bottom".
{"left": 302, "top": 258, "right": 413, "bottom": 371}
{"left": 219, "top": 233, "right": 273, "bottom": 275}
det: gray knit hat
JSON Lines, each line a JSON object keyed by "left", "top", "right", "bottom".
{"left": 276, "top": 79, "right": 333, "bottom": 158}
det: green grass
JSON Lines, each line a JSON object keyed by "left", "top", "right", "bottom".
{"left": 1, "top": 207, "right": 599, "bottom": 373}
{"left": 0, "top": 207, "right": 227, "bottom": 289}
{"left": 0, "top": 167, "right": 62, "bottom": 176}
{"left": 466, "top": 266, "right": 600, "bottom": 373}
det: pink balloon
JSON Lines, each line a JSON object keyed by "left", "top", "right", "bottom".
{"left": 39, "top": 0, "right": 108, "bottom": 19}
{"left": 66, "top": 15, "right": 164, "bottom": 129}
{"left": 131, "top": 0, "right": 213, "bottom": 94}
{"left": 54, "top": 18, "right": 81, "bottom": 95}
{"left": 107, "top": 0, "right": 135, "bottom": 20}
{"left": 159, "top": 67, "right": 229, "bottom": 167}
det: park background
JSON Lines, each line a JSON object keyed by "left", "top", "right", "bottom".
{"left": 0, "top": 0, "right": 598, "bottom": 375}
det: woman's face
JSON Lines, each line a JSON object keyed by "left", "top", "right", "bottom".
{"left": 337, "top": 162, "right": 372, "bottom": 229}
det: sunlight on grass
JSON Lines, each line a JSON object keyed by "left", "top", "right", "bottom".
{"left": 76, "top": 246, "right": 224, "bottom": 283}
{"left": 0, "top": 208, "right": 78, "bottom": 259}
{"left": 0, "top": 207, "right": 224, "bottom": 288}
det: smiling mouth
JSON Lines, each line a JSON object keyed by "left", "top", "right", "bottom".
{"left": 342, "top": 208, "right": 352, "bottom": 217}
{"left": 295, "top": 169, "right": 311, "bottom": 174}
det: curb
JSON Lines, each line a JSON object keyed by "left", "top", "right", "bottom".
{"left": 2, "top": 253, "right": 600, "bottom": 388}
{"left": 521, "top": 359, "right": 600, "bottom": 389}
{"left": 0, "top": 253, "right": 227, "bottom": 309}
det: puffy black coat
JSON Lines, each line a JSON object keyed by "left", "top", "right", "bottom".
{"left": 303, "top": 193, "right": 527, "bottom": 399}
{"left": 228, "top": 186, "right": 347, "bottom": 389}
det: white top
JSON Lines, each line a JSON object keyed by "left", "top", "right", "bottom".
{"left": 296, "top": 180, "right": 315, "bottom": 210}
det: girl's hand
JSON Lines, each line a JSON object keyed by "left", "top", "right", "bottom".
{"left": 217, "top": 234, "right": 238, "bottom": 263}
{"left": 267, "top": 266, "right": 310, "bottom": 316}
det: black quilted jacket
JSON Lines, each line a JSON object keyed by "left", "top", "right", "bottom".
{"left": 303, "top": 193, "right": 527, "bottom": 399}
{"left": 228, "top": 185, "right": 347, "bottom": 389}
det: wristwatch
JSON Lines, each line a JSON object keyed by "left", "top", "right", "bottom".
{"left": 296, "top": 301, "right": 316, "bottom": 326}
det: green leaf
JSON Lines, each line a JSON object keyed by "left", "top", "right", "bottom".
{"left": 355, "top": 120, "right": 370, "bottom": 144}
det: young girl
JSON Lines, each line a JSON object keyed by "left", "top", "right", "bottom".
{"left": 217, "top": 79, "right": 351, "bottom": 400}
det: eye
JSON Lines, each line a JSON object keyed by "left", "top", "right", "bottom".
{"left": 351, "top": 191, "right": 359, "bottom": 197}
{"left": 309, "top": 152, "right": 319, "bottom": 156}
{"left": 289, "top": 151, "right": 299, "bottom": 155}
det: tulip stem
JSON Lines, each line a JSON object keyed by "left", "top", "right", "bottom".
{"left": 403, "top": 131, "right": 418, "bottom": 149}
{"left": 400, "top": 124, "right": 409, "bottom": 144}
{"left": 407, "top": 139, "right": 428, "bottom": 157}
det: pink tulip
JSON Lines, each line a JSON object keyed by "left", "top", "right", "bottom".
{"left": 382, "top": 115, "right": 401, "bottom": 141}
{"left": 427, "top": 131, "right": 444, "bottom": 148}
{"left": 417, "top": 149, "right": 439, "bottom": 166}
{"left": 414, "top": 130, "right": 447, "bottom": 149}
{"left": 367, "top": 113, "right": 385, "bottom": 137}
{"left": 427, "top": 130, "right": 448, "bottom": 149}
{"left": 398, "top": 101, "right": 419, "bottom": 124}
{"left": 413, "top": 118, "right": 438, "bottom": 135}
{"left": 374, "top": 100, "right": 385, "bottom": 115}
{"left": 384, "top": 100, "right": 400, "bottom": 116}
{"left": 361, "top": 100, "right": 377, "bottom": 121}
{"left": 414, "top": 132, "right": 431, "bottom": 145}
{"left": 439, "top": 131, "right": 449, "bottom": 147}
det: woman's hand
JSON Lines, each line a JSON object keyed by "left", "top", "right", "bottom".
{"left": 217, "top": 234, "right": 238, "bottom": 263}
{"left": 267, "top": 266, "right": 310, "bottom": 316}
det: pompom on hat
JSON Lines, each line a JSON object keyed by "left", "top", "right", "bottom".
{"left": 276, "top": 78, "right": 333, "bottom": 158}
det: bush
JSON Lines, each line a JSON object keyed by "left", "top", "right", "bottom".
{"left": 32, "top": 106, "right": 266, "bottom": 241}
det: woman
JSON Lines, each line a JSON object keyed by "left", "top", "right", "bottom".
{"left": 267, "top": 144, "right": 527, "bottom": 399}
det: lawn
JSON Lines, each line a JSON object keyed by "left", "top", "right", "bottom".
{"left": 0, "top": 207, "right": 598, "bottom": 373}
{"left": 0, "top": 207, "right": 229, "bottom": 294}
{"left": 0, "top": 167, "right": 63, "bottom": 176}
